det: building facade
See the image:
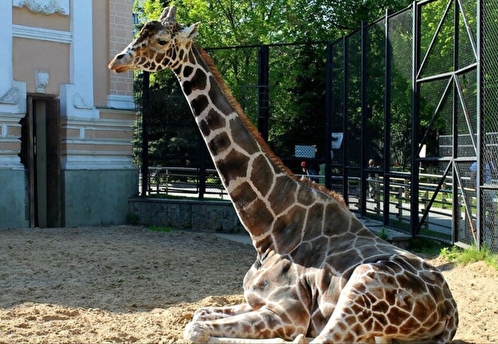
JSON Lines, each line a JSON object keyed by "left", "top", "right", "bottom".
{"left": 0, "top": 0, "right": 137, "bottom": 227}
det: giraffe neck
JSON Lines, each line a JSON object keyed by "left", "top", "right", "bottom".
{"left": 172, "top": 46, "right": 300, "bottom": 251}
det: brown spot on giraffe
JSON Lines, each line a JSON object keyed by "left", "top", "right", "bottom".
{"left": 109, "top": 6, "right": 458, "bottom": 343}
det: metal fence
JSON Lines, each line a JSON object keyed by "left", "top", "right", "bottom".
{"left": 138, "top": 0, "right": 497, "bottom": 251}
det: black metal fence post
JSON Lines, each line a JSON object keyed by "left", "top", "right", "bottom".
{"left": 325, "top": 41, "right": 333, "bottom": 190}
{"left": 410, "top": 1, "right": 421, "bottom": 235}
{"left": 383, "top": 9, "right": 392, "bottom": 226}
{"left": 258, "top": 45, "right": 269, "bottom": 142}
{"left": 451, "top": 0, "right": 461, "bottom": 242}
{"left": 141, "top": 71, "right": 150, "bottom": 197}
{"left": 476, "top": 0, "right": 483, "bottom": 249}
{"left": 342, "top": 36, "right": 349, "bottom": 206}
{"left": 360, "top": 21, "right": 368, "bottom": 217}
{"left": 198, "top": 136, "right": 206, "bottom": 200}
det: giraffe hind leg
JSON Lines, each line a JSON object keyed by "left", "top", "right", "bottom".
{"left": 311, "top": 262, "right": 453, "bottom": 344}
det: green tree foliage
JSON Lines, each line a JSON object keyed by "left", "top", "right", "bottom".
{"left": 132, "top": 0, "right": 414, "bottom": 168}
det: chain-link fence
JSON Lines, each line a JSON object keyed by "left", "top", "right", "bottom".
{"left": 480, "top": 0, "right": 498, "bottom": 249}
{"left": 327, "top": 0, "right": 494, "bottom": 251}
{"left": 138, "top": 0, "right": 495, "bottom": 251}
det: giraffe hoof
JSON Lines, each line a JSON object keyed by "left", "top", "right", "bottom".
{"left": 184, "top": 321, "right": 210, "bottom": 343}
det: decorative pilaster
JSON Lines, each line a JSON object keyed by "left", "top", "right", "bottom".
{"left": 0, "top": 1, "right": 13, "bottom": 103}
{"left": 60, "top": 0, "right": 98, "bottom": 118}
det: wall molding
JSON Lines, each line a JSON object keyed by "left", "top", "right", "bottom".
{"left": 13, "top": 0, "right": 69, "bottom": 16}
{"left": 12, "top": 24, "right": 72, "bottom": 44}
{"left": 107, "top": 94, "right": 136, "bottom": 110}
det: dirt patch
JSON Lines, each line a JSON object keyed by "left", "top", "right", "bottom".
{"left": 0, "top": 226, "right": 497, "bottom": 343}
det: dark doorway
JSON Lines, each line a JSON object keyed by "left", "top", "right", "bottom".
{"left": 20, "top": 96, "right": 62, "bottom": 227}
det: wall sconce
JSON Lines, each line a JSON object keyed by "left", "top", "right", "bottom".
{"left": 35, "top": 70, "right": 50, "bottom": 93}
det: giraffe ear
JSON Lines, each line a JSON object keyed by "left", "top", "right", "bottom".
{"left": 179, "top": 23, "right": 200, "bottom": 39}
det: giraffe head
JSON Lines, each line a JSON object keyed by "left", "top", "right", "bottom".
{"left": 109, "top": 6, "right": 198, "bottom": 73}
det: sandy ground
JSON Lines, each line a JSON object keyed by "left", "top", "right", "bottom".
{"left": 0, "top": 225, "right": 497, "bottom": 344}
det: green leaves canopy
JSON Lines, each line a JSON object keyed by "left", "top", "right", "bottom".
{"left": 132, "top": 0, "right": 412, "bottom": 167}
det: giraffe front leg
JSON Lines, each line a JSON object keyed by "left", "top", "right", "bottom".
{"left": 193, "top": 303, "right": 253, "bottom": 321}
{"left": 184, "top": 307, "right": 308, "bottom": 343}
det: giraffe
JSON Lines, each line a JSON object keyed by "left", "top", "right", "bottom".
{"left": 109, "top": 7, "right": 458, "bottom": 344}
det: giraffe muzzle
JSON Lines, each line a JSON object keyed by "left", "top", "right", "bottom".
{"left": 108, "top": 54, "right": 133, "bottom": 73}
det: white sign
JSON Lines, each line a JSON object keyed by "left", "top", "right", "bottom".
{"left": 295, "top": 145, "right": 316, "bottom": 158}
{"left": 331, "top": 132, "right": 343, "bottom": 149}
{"left": 13, "top": 0, "right": 69, "bottom": 15}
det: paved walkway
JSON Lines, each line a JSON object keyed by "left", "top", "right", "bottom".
{"left": 214, "top": 216, "right": 410, "bottom": 247}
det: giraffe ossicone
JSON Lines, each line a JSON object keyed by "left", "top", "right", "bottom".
{"left": 109, "top": 7, "right": 458, "bottom": 344}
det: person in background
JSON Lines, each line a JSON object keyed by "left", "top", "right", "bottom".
{"left": 368, "top": 159, "right": 379, "bottom": 198}
{"left": 301, "top": 161, "right": 318, "bottom": 183}
{"left": 470, "top": 150, "right": 495, "bottom": 186}
{"left": 470, "top": 149, "right": 497, "bottom": 245}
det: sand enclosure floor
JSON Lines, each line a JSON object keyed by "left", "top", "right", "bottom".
{"left": 0, "top": 226, "right": 497, "bottom": 343}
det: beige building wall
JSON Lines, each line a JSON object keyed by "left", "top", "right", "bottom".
{"left": 13, "top": 38, "right": 70, "bottom": 95}
{"left": 108, "top": 0, "right": 134, "bottom": 100}
{"left": 12, "top": 7, "right": 70, "bottom": 96}
{"left": 13, "top": 6, "right": 69, "bottom": 31}
{"left": 1, "top": 1, "right": 137, "bottom": 228}
{"left": 93, "top": 0, "right": 110, "bottom": 108}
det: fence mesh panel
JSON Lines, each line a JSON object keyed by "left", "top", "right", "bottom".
{"left": 388, "top": 9, "right": 412, "bottom": 172}
{"left": 481, "top": 0, "right": 498, "bottom": 251}
{"left": 138, "top": 2, "right": 495, "bottom": 250}
{"left": 344, "top": 31, "right": 362, "bottom": 211}
{"left": 330, "top": 40, "right": 346, "bottom": 196}
{"left": 386, "top": 9, "right": 412, "bottom": 228}
{"left": 364, "top": 20, "right": 386, "bottom": 218}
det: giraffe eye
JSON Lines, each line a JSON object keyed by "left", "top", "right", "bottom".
{"left": 158, "top": 40, "right": 168, "bottom": 46}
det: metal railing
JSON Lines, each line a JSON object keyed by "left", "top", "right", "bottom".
{"left": 145, "top": 166, "right": 228, "bottom": 199}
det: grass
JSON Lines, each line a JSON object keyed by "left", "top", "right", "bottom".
{"left": 409, "top": 237, "right": 450, "bottom": 258}
{"left": 382, "top": 232, "right": 498, "bottom": 271}
{"left": 440, "top": 244, "right": 498, "bottom": 270}
{"left": 147, "top": 225, "right": 173, "bottom": 233}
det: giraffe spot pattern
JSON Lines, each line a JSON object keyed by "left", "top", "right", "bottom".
{"left": 183, "top": 68, "right": 207, "bottom": 96}
{"left": 230, "top": 118, "right": 261, "bottom": 155}
{"left": 207, "top": 132, "right": 231, "bottom": 157}
{"left": 250, "top": 155, "right": 276, "bottom": 197}
{"left": 199, "top": 109, "right": 226, "bottom": 136}
{"left": 208, "top": 76, "right": 235, "bottom": 115}
{"left": 217, "top": 149, "right": 249, "bottom": 182}
{"left": 267, "top": 176, "right": 298, "bottom": 215}
{"left": 190, "top": 94, "right": 209, "bottom": 116}
{"left": 272, "top": 208, "right": 306, "bottom": 252}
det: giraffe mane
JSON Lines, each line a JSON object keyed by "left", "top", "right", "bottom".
{"left": 197, "top": 47, "right": 346, "bottom": 207}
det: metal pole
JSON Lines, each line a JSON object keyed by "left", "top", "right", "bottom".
{"left": 383, "top": 9, "right": 392, "bottom": 226}
{"left": 258, "top": 45, "right": 269, "bottom": 142}
{"left": 475, "top": 0, "right": 483, "bottom": 248}
{"left": 451, "top": 0, "right": 460, "bottom": 244}
{"left": 360, "top": 21, "right": 367, "bottom": 217}
{"left": 198, "top": 136, "right": 206, "bottom": 199}
{"left": 411, "top": 1, "right": 421, "bottom": 235}
{"left": 325, "top": 41, "right": 333, "bottom": 190}
{"left": 342, "top": 36, "right": 349, "bottom": 205}
{"left": 141, "top": 71, "right": 150, "bottom": 197}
